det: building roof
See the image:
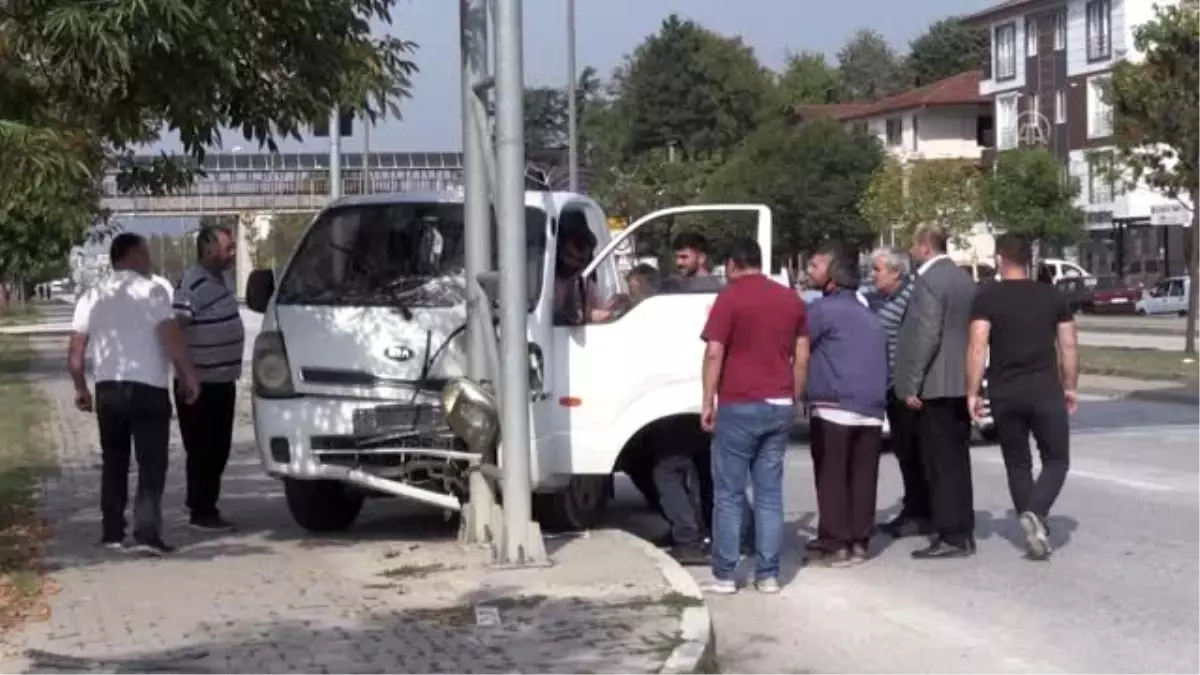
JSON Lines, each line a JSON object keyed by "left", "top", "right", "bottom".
{"left": 795, "top": 71, "right": 987, "bottom": 122}
{"left": 962, "top": 0, "right": 1042, "bottom": 23}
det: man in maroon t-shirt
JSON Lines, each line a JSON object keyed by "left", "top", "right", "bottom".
{"left": 700, "top": 237, "right": 809, "bottom": 595}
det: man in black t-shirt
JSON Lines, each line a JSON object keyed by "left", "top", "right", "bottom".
{"left": 967, "top": 234, "right": 1079, "bottom": 561}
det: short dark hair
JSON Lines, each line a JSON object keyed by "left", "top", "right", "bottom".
{"left": 109, "top": 233, "right": 145, "bottom": 267}
{"left": 672, "top": 232, "right": 708, "bottom": 254}
{"left": 196, "top": 224, "right": 233, "bottom": 260}
{"left": 995, "top": 233, "right": 1032, "bottom": 267}
{"left": 628, "top": 263, "right": 660, "bottom": 283}
{"left": 725, "top": 237, "right": 762, "bottom": 270}
{"left": 914, "top": 224, "right": 949, "bottom": 254}
{"left": 817, "top": 242, "right": 860, "bottom": 290}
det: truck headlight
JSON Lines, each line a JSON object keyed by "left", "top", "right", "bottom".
{"left": 442, "top": 377, "right": 499, "bottom": 451}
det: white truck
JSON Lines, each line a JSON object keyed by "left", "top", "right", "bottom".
{"left": 243, "top": 190, "right": 774, "bottom": 532}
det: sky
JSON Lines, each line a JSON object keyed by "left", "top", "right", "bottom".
{"left": 146, "top": 0, "right": 983, "bottom": 156}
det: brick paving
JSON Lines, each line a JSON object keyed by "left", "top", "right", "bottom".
{"left": 1, "top": 340, "right": 686, "bottom": 674}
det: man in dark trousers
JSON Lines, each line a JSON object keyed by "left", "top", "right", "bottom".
{"left": 68, "top": 233, "right": 200, "bottom": 555}
{"left": 967, "top": 234, "right": 1079, "bottom": 560}
{"left": 172, "top": 224, "right": 245, "bottom": 531}
{"left": 700, "top": 237, "right": 808, "bottom": 594}
{"left": 894, "top": 224, "right": 977, "bottom": 559}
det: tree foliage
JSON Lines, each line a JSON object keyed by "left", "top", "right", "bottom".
{"left": 860, "top": 157, "right": 982, "bottom": 246}
{"left": 980, "top": 148, "right": 1082, "bottom": 248}
{"left": 836, "top": 29, "right": 909, "bottom": 102}
{"left": 907, "top": 17, "right": 989, "bottom": 87}
{"left": 523, "top": 66, "right": 601, "bottom": 153}
{"left": 0, "top": 0, "right": 419, "bottom": 287}
{"left": 1108, "top": 3, "right": 1199, "bottom": 353}
{"left": 603, "top": 14, "right": 775, "bottom": 160}
{"left": 703, "top": 119, "right": 885, "bottom": 258}
{"left": 777, "top": 51, "right": 843, "bottom": 107}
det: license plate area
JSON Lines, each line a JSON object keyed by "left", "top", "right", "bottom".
{"left": 353, "top": 404, "right": 435, "bottom": 436}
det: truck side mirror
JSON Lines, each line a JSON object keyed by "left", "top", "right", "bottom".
{"left": 245, "top": 269, "right": 275, "bottom": 313}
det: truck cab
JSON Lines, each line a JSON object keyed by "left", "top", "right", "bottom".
{"left": 244, "top": 190, "right": 773, "bottom": 532}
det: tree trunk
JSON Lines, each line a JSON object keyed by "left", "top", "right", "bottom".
{"left": 1185, "top": 191, "right": 1199, "bottom": 356}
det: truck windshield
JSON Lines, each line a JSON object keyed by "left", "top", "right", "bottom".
{"left": 276, "top": 202, "right": 547, "bottom": 307}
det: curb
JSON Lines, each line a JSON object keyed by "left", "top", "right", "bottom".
{"left": 1081, "top": 385, "right": 1199, "bottom": 406}
{"left": 616, "top": 530, "right": 717, "bottom": 674}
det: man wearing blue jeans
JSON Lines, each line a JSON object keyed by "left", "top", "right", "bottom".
{"left": 700, "top": 238, "right": 809, "bottom": 595}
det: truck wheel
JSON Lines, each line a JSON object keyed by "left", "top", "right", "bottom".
{"left": 283, "top": 478, "right": 365, "bottom": 533}
{"left": 533, "top": 475, "right": 613, "bottom": 532}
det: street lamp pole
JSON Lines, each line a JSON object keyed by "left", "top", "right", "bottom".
{"left": 328, "top": 108, "right": 342, "bottom": 200}
{"left": 566, "top": 0, "right": 579, "bottom": 193}
{"left": 494, "top": 0, "right": 538, "bottom": 566}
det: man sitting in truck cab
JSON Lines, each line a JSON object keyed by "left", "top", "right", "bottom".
{"left": 661, "top": 232, "right": 723, "bottom": 294}
{"left": 553, "top": 213, "right": 627, "bottom": 324}
{"left": 626, "top": 264, "right": 661, "bottom": 305}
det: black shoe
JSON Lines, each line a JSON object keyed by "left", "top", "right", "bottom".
{"left": 879, "top": 516, "right": 933, "bottom": 539}
{"left": 669, "top": 543, "right": 710, "bottom": 566}
{"left": 911, "top": 538, "right": 974, "bottom": 560}
{"left": 99, "top": 535, "right": 126, "bottom": 552}
{"left": 131, "top": 537, "right": 175, "bottom": 557}
{"left": 189, "top": 514, "right": 236, "bottom": 532}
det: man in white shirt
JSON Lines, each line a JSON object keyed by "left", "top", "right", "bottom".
{"left": 68, "top": 233, "right": 201, "bottom": 556}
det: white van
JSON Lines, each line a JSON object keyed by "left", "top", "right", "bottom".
{"left": 244, "top": 191, "right": 775, "bottom": 533}
{"left": 1136, "top": 276, "right": 1191, "bottom": 316}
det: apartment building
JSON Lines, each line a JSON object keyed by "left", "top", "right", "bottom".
{"left": 968, "top": 0, "right": 1191, "bottom": 281}
{"left": 796, "top": 70, "right": 996, "bottom": 262}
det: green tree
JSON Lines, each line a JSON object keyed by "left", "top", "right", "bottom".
{"left": 1109, "top": 3, "right": 1199, "bottom": 353}
{"left": 981, "top": 148, "right": 1083, "bottom": 250}
{"left": 907, "top": 17, "right": 989, "bottom": 87}
{"left": 0, "top": 0, "right": 418, "bottom": 292}
{"left": 860, "top": 156, "right": 983, "bottom": 247}
{"left": 605, "top": 15, "right": 775, "bottom": 160}
{"left": 260, "top": 213, "right": 317, "bottom": 269}
{"left": 836, "top": 29, "right": 909, "bottom": 101}
{"left": 702, "top": 119, "right": 885, "bottom": 260}
{"left": 777, "top": 51, "right": 843, "bottom": 107}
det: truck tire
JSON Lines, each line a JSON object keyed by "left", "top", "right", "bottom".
{"left": 533, "top": 475, "right": 612, "bottom": 532}
{"left": 283, "top": 478, "right": 365, "bottom": 533}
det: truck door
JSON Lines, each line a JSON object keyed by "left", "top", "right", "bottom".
{"left": 540, "top": 204, "right": 774, "bottom": 478}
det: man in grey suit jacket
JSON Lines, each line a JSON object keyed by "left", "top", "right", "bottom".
{"left": 893, "top": 224, "right": 977, "bottom": 559}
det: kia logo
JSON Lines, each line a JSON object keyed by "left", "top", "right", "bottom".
{"left": 383, "top": 345, "right": 415, "bottom": 362}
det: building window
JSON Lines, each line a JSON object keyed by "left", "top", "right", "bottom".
{"left": 1086, "top": 0, "right": 1112, "bottom": 61}
{"left": 1088, "top": 74, "right": 1113, "bottom": 138}
{"left": 994, "top": 23, "right": 1017, "bottom": 80}
{"left": 911, "top": 115, "right": 920, "bottom": 151}
{"left": 997, "top": 94, "right": 1019, "bottom": 150}
{"left": 1088, "top": 152, "right": 1115, "bottom": 204}
{"left": 885, "top": 118, "right": 903, "bottom": 146}
{"left": 1026, "top": 18, "right": 1038, "bottom": 57}
{"left": 1053, "top": 12, "right": 1066, "bottom": 50}
{"left": 1055, "top": 89, "right": 1066, "bottom": 124}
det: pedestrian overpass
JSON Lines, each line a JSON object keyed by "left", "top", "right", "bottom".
{"left": 100, "top": 150, "right": 465, "bottom": 216}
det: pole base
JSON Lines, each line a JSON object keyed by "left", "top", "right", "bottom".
{"left": 488, "top": 500, "right": 551, "bottom": 568}
{"left": 458, "top": 472, "right": 495, "bottom": 546}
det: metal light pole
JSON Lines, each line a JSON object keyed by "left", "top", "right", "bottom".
{"left": 328, "top": 107, "right": 342, "bottom": 200}
{"left": 566, "top": 0, "right": 579, "bottom": 192}
{"left": 494, "top": 0, "right": 537, "bottom": 566}
{"left": 460, "top": 0, "right": 495, "bottom": 545}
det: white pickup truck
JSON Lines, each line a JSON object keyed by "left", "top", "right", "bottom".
{"left": 244, "top": 190, "right": 778, "bottom": 532}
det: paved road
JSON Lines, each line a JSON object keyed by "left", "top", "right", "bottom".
{"left": 609, "top": 396, "right": 1200, "bottom": 673}
{"left": 1078, "top": 329, "right": 1188, "bottom": 351}
{"left": 1077, "top": 314, "right": 1195, "bottom": 336}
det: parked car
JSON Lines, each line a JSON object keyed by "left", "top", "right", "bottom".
{"left": 958, "top": 262, "right": 997, "bottom": 283}
{"left": 1055, "top": 276, "right": 1093, "bottom": 314}
{"left": 1087, "top": 277, "right": 1143, "bottom": 315}
{"left": 1037, "top": 258, "right": 1091, "bottom": 284}
{"left": 1136, "top": 276, "right": 1191, "bottom": 316}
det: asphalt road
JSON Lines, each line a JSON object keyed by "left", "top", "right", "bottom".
{"left": 1078, "top": 330, "right": 1187, "bottom": 351}
{"left": 609, "top": 396, "right": 1200, "bottom": 673}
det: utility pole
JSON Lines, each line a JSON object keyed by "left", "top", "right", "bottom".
{"left": 328, "top": 107, "right": 342, "bottom": 200}
{"left": 459, "top": 0, "right": 495, "bottom": 545}
{"left": 363, "top": 113, "right": 373, "bottom": 195}
{"left": 494, "top": 0, "right": 539, "bottom": 566}
{"left": 566, "top": 0, "right": 579, "bottom": 193}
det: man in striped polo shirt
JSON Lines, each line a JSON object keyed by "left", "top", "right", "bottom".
{"left": 868, "top": 247, "right": 932, "bottom": 540}
{"left": 172, "top": 224, "right": 245, "bottom": 531}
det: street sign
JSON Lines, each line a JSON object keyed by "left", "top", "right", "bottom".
{"left": 1150, "top": 203, "right": 1191, "bottom": 227}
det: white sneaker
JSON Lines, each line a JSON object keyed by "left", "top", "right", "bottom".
{"left": 703, "top": 579, "right": 738, "bottom": 595}
{"left": 1019, "top": 511, "right": 1052, "bottom": 560}
{"left": 754, "top": 578, "right": 781, "bottom": 594}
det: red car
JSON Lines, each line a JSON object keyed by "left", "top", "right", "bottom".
{"left": 1085, "top": 277, "right": 1142, "bottom": 315}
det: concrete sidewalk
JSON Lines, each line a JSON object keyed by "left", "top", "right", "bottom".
{"left": 0, "top": 351, "right": 713, "bottom": 674}
{"left": 1079, "top": 373, "right": 1199, "bottom": 406}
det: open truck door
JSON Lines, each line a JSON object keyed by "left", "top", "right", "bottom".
{"left": 531, "top": 204, "right": 773, "bottom": 531}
